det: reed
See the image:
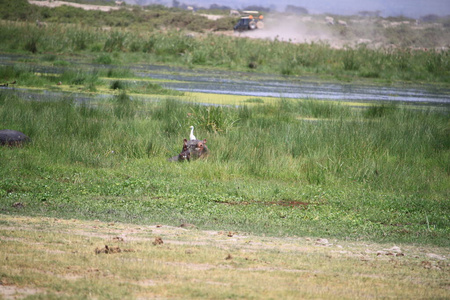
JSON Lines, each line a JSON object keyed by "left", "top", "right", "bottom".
{"left": 0, "top": 21, "right": 448, "bottom": 84}
{"left": 1, "top": 92, "right": 448, "bottom": 244}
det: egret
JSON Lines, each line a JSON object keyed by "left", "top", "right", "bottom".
{"left": 189, "top": 126, "right": 196, "bottom": 140}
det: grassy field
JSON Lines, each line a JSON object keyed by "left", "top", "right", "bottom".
{"left": 0, "top": 0, "right": 449, "bottom": 85}
{"left": 1, "top": 89, "right": 448, "bottom": 246}
{"left": 0, "top": 214, "right": 448, "bottom": 299}
{"left": 0, "top": 0, "right": 449, "bottom": 298}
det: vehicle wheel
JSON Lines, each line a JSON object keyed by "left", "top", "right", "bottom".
{"left": 256, "top": 21, "right": 264, "bottom": 29}
{"left": 249, "top": 22, "right": 256, "bottom": 30}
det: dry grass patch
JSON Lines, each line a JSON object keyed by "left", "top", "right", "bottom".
{"left": 0, "top": 214, "right": 448, "bottom": 299}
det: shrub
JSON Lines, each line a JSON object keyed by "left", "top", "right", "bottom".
{"left": 96, "top": 54, "right": 113, "bottom": 65}
{"left": 113, "top": 91, "right": 136, "bottom": 119}
{"left": 103, "top": 31, "right": 128, "bottom": 52}
{"left": 110, "top": 80, "right": 127, "bottom": 90}
{"left": 24, "top": 36, "right": 39, "bottom": 53}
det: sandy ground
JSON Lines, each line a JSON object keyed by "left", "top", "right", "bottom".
{"left": 0, "top": 213, "right": 448, "bottom": 299}
{"left": 28, "top": 1, "right": 449, "bottom": 50}
{"left": 29, "top": 0, "right": 122, "bottom": 12}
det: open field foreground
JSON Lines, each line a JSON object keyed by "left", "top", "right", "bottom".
{"left": 0, "top": 214, "right": 448, "bottom": 299}
{"left": 0, "top": 1, "right": 449, "bottom": 298}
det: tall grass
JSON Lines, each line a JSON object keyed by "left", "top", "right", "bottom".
{"left": 1, "top": 90, "right": 448, "bottom": 196}
{"left": 0, "top": 21, "right": 448, "bottom": 84}
{"left": 1, "top": 91, "right": 449, "bottom": 244}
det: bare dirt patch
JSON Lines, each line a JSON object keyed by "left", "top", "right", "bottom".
{"left": 29, "top": 0, "right": 122, "bottom": 12}
{"left": 0, "top": 285, "right": 44, "bottom": 300}
{"left": 0, "top": 214, "right": 448, "bottom": 299}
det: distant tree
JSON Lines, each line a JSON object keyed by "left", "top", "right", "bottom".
{"left": 210, "top": 4, "right": 231, "bottom": 10}
{"left": 172, "top": 0, "right": 179, "bottom": 8}
{"left": 135, "top": 0, "right": 148, "bottom": 6}
{"left": 0, "top": 0, "right": 31, "bottom": 20}
{"left": 420, "top": 14, "right": 440, "bottom": 22}
{"left": 243, "top": 6, "right": 270, "bottom": 13}
{"left": 358, "top": 10, "right": 381, "bottom": 17}
{"left": 285, "top": 5, "right": 308, "bottom": 15}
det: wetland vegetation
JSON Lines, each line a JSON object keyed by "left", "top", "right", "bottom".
{"left": 0, "top": 0, "right": 449, "bottom": 84}
{"left": 1, "top": 89, "right": 448, "bottom": 246}
{"left": 0, "top": 0, "right": 448, "bottom": 247}
{"left": 0, "top": 1, "right": 449, "bottom": 298}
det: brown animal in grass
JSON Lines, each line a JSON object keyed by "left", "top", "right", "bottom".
{"left": 168, "top": 138, "right": 208, "bottom": 162}
{"left": 187, "top": 139, "right": 208, "bottom": 159}
{"left": 178, "top": 138, "right": 191, "bottom": 161}
{"left": 168, "top": 139, "right": 191, "bottom": 162}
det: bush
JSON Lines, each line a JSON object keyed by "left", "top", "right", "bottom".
{"left": 24, "top": 36, "right": 39, "bottom": 53}
{"left": 96, "top": 54, "right": 113, "bottom": 65}
{"left": 103, "top": 31, "right": 128, "bottom": 52}
{"left": 110, "top": 80, "right": 127, "bottom": 90}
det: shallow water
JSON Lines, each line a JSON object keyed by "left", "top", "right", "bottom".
{"left": 1, "top": 54, "right": 449, "bottom": 106}
{"left": 134, "top": 68, "right": 450, "bottom": 105}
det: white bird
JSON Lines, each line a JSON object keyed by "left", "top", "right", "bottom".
{"left": 189, "top": 126, "right": 196, "bottom": 141}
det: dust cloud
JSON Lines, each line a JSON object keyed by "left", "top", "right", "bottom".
{"left": 236, "top": 16, "right": 338, "bottom": 46}
{"left": 232, "top": 14, "right": 449, "bottom": 50}
{"left": 235, "top": 15, "right": 364, "bottom": 49}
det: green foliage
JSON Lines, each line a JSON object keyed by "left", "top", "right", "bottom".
{"left": 191, "top": 105, "right": 239, "bottom": 134}
{"left": 0, "top": 93, "right": 449, "bottom": 245}
{"left": 105, "top": 67, "right": 133, "bottom": 78}
{"left": 0, "top": 21, "right": 448, "bottom": 84}
{"left": 342, "top": 48, "right": 360, "bottom": 71}
{"left": 0, "top": 1, "right": 224, "bottom": 32}
{"left": 24, "top": 35, "right": 39, "bottom": 53}
{"left": 131, "top": 82, "right": 184, "bottom": 96}
{"left": 59, "top": 69, "right": 100, "bottom": 87}
{"left": 364, "top": 104, "right": 397, "bottom": 118}
{"left": 0, "top": 4, "right": 449, "bottom": 246}
{"left": 112, "top": 90, "right": 137, "bottom": 119}
{"left": 244, "top": 98, "right": 264, "bottom": 103}
{"left": 0, "top": 0, "right": 31, "bottom": 20}
{"left": 96, "top": 54, "right": 113, "bottom": 65}
{"left": 110, "top": 80, "right": 127, "bottom": 90}
{"left": 103, "top": 31, "right": 128, "bottom": 52}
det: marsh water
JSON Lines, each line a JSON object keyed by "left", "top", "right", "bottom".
{"left": 140, "top": 68, "right": 450, "bottom": 105}
{"left": 1, "top": 54, "right": 449, "bottom": 107}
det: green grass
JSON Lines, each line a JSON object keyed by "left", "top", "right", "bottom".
{"left": 0, "top": 18, "right": 448, "bottom": 84}
{"left": 1, "top": 91, "right": 449, "bottom": 246}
